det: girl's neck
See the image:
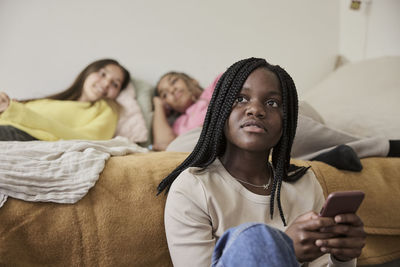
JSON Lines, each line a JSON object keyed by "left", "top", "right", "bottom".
{"left": 220, "top": 150, "right": 273, "bottom": 196}
{"left": 220, "top": 148, "right": 271, "bottom": 181}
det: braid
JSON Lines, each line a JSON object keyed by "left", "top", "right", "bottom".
{"left": 157, "top": 58, "right": 263, "bottom": 193}
{"left": 157, "top": 58, "right": 307, "bottom": 226}
{"left": 268, "top": 65, "right": 303, "bottom": 225}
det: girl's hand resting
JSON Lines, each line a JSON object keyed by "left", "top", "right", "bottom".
{"left": 285, "top": 211, "right": 366, "bottom": 263}
{"left": 0, "top": 92, "right": 10, "bottom": 113}
{"left": 153, "top": 96, "right": 173, "bottom": 116}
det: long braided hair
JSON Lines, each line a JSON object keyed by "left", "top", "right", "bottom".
{"left": 157, "top": 57, "right": 308, "bottom": 226}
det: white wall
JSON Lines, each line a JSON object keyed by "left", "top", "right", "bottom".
{"left": 0, "top": 0, "right": 339, "bottom": 99}
{"left": 339, "top": 0, "right": 400, "bottom": 62}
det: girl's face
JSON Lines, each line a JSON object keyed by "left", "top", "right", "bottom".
{"left": 79, "top": 64, "right": 125, "bottom": 102}
{"left": 224, "top": 68, "right": 283, "bottom": 153}
{"left": 157, "top": 74, "right": 199, "bottom": 113}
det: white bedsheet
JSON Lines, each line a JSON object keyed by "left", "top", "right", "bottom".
{"left": 0, "top": 137, "right": 147, "bottom": 208}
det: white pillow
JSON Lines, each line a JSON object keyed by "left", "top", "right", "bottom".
{"left": 115, "top": 82, "right": 148, "bottom": 143}
{"left": 302, "top": 56, "right": 400, "bottom": 139}
{"left": 299, "top": 101, "right": 324, "bottom": 124}
{"left": 131, "top": 78, "right": 155, "bottom": 147}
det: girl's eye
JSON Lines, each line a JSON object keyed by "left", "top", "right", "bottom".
{"left": 266, "top": 100, "right": 279, "bottom": 108}
{"left": 236, "top": 96, "right": 248, "bottom": 103}
{"left": 112, "top": 82, "right": 120, "bottom": 89}
{"left": 98, "top": 70, "right": 107, "bottom": 78}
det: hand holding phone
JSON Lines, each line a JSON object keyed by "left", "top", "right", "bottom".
{"left": 319, "top": 190, "right": 365, "bottom": 217}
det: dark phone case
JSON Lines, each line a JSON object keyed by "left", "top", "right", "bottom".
{"left": 319, "top": 191, "right": 365, "bottom": 217}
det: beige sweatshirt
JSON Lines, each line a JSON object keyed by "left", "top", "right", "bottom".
{"left": 165, "top": 158, "right": 356, "bottom": 267}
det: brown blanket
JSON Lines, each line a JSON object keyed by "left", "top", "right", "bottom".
{"left": 0, "top": 152, "right": 399, "bottom": 266}
{"left": 0, "top": 152, "right": 182, "bottom": 267}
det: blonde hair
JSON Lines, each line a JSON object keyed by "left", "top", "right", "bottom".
{"left": 155, "top": 71, "right": 203, "bottom": 101}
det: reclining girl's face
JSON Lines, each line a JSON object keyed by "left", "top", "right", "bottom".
{"left": 157, "top": 74, "right": 198, "bottom": 113}
{"left": 79, "top": 64, "right": 125, "bottom": 102}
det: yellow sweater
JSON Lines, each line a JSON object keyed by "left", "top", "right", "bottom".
{"left": 0, "top": 99, "right": 118, "bottom": 141}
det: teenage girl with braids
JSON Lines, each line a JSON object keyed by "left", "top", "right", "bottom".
{"left": 153, "top": 70, "right": 400, "bottom": 172}
{"left": 158, "top": 58, "right": 365, "bottom": 266}
{"left": 0, "top": 59, "right": 130, "bottom": 141}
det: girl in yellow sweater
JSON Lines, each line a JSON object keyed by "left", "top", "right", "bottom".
{"left": 0, "top": 58, "right": 130, "bottom": 141}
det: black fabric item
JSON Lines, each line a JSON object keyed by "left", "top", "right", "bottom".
{"left": 286, "top": 165, "right": 311, "bottom": 182}
{"left": 0, "top": 125, "right": 38, "bottom": 141}
{"left": 388, "top": 140, "right": 400, "bottom": 157}
{"left": 311, "top": 145, "right": 363, "bottom": 172}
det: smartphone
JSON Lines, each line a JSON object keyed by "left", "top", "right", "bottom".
{"left": 319, "top": 191, "right": 365, "bottom": 217}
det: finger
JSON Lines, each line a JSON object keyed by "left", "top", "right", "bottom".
{"left": 316, "top": 236, "right": 365, "bottom": 250}
{"left": 296, "top": 228, "right": 337, "bottom": 244}
{"left": 0, "top": 97, "right": 10, "bottom": 106}
{"left": 307, "top": 231, "right": 337, "bottom": 241}
{"left": 334, "top": 213, "right": 363, "bottom": 226}
{"left": 324, "top": 224, "right": 366, "bottom": 238}
{"left": 299, "top": 216, "right": 336, "bottom": 232}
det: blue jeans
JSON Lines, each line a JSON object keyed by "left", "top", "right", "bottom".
{"left": 211, "top": 223, "right": 299, "bottom": 267}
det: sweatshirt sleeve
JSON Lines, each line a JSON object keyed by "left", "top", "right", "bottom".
{"left": 164, "top": 171, "right": 215, "bottom": 267}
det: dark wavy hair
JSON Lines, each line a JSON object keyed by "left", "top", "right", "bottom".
{"left": 157, "top": 57, "right": 308, "bottom": 226}
{"left": 46, "top": 58, "right": 131, "bottom": 101}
